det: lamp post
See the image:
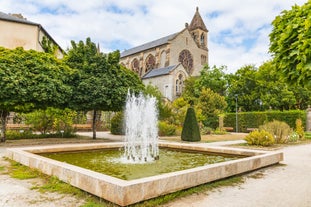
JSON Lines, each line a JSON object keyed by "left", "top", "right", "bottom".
{"left": 235, "top": 94, "right": 238, "bottom": 133}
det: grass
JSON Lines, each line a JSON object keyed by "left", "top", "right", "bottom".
{"left": 0, "top": 165, "right": 5, "bottom": 172}
{"left": 9, "top": 160, "right": 42, "bottom": 179}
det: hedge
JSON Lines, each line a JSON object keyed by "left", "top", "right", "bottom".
{"left": 224, "top": 110, "right": 306, "bottom": 132}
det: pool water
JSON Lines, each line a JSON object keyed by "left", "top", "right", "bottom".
{"left": 40, "top": 148, "right": 241, "bottom": 180}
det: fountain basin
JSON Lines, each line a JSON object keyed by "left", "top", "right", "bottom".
{"left": 5, "top": 142, "right": 283, "bottom": 206}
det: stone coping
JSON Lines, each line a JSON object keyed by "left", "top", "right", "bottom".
{"left": 5, "top": 142, "right": 283, "bottom": 206}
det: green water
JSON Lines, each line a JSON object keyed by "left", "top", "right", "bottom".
{"left": 40, "top": 148, "right": 240, "bottom": 180}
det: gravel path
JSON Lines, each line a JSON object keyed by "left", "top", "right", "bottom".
{"left": 162, "top": 143, "right": 311, "bottom": 207}
{"left": 0, "top": 148, "right": 85, "bottom": 207}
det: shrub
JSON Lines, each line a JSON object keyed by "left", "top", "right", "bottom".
{"left": 259, "top": 120, "right": 292, "bottom": 144}
{"left": 200, "top": 126, "right": 213, "bottom": 135}
{"left": 181, "top": 107, "right": 201, "bottom": 142}
{"left": 295, "top": 119, "right": 305, "bottom": 140}
{"left": 6, "top": 130, "right": 76, "bottom": 140}
{"left": 288, "top": 132, "right": 299, "bottom": 142}
{"left": 110, "top": 112, "right": 124, "bottom": 135}
{"left": 244, "top": 130, "right": 275, "bottom": 146}
{"left": 158, "top": 121, "right": 176, "bottom": 136}
{"left": 213, "top": 127, "right": 227, "bottom": 135}
{"left": 305, "top": 132, "right": 311, "bottom": 140}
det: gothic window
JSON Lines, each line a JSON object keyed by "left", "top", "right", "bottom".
{"left": 131, "top": 58, "right": 139, "bottom": 74}
{"left": 178, "top": 49, "right": 193, "bottom": 74}
{"left": 200, "top": 33, "right": 205, "bottom": 46}
{"left": 145, "top": 54, "right": 156, "bottom": 73}
{"left": 176, "top": 73, "right": 184, "bottom": 96}
{"left": 160, "top": 51, "right": 166, "bottom": 68}
{"left": 192, "top": 32, "right": 197, "bottom": 42}
{"left": 201, "top": 55, "right": 207, "bottom": 65}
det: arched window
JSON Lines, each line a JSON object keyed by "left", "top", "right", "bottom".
{"left": 200, "top": 33, "right": 205, "bottom": 46}
{"left": 176, "top": 73, "right": 184, "bottom": 96}
{"left": 178, "top": 49, "right": 193, "bottom": 74}
{"left": 145, "top": 54, "right": 156, "bottom": 72}
{"left": 131, "top": 58, "right": 139, "bottom": 74}
{"left": 160, "top": 50, "right": 166, "bottom": 68}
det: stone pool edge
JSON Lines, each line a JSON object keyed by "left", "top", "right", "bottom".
{"left": 5, "top": 142, "right": 283, "bottom": 206}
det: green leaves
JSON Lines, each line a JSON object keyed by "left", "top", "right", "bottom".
{"left": 64, "top": 38, "right": 144, "bottom": 112}
{"left": 0, "top": 47, "right": 73, "bottom": 112}
{"left": 269, "top": 1, "right": 311, "bottom": 85}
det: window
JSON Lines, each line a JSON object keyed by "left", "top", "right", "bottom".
{"left": 160, "top": 51, "right": 166, "bottom": 68}
{"left": 176, "top": 74, "right": 184, "bottom": 96}
{"left": 131, "top": 58, "right": 139, "bottom": 74}
{"left": 201, "top": 55, "right": 207, "bottom": 65}
{"left": 200, "top": 33, "right": 205, "bottom": 46}
{"left": 145, "top": 54, "right": 156, "bottom": 72}
{"left": 178, "top": 50, "right": 193, "bottom": 74}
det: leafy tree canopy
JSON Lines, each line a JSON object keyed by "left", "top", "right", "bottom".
{"left": 64, "top": 37, "right": 144, "bottom": 112}
{"left": 0, "top": 47, "right": 73, "bottom": 112}
{"left": 269, "top": 0, "right": 311, "bottom": 86}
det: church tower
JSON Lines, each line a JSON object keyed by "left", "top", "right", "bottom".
{"left": 188, "top": 7, "right": 208, "bottom": 50}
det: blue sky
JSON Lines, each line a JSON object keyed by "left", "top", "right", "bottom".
{"left": 0, "top": 0, "right": 307, "bottom": 73}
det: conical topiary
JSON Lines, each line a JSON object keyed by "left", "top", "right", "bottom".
{"left": 181, "top": 107, "right": 201, "bottom": 142}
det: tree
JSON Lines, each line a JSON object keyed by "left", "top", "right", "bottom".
{"left": 269, "top": 1, "right": 311, "bottom": 86}
{"left": 195, "top": 65, "right": 228, "bottom": 96}
{"left": 0, "top": 47, "right": 73, "bottom": 142}
{"left": 197, "top": 88, "right": 227, "bottom": 128}
{"left": 226, "top": 65, "right": 259, "bottom": 112}
{"left": 64, "top": 38, "right": 144, "bottom": 139}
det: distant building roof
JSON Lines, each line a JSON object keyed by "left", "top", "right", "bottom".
{"left": 0, "top": 11, "right": 38, "bottom": 26}
{"left": 142, "top": 64, "right": 179, "bottom": 79}
{"left": 0, "top": 11, "right": 64, "bottom": 53}
{"left": 121, "top": 33, "right": 178, "bottom": 58}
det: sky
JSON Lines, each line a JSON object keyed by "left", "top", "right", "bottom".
{"left": 0, "top": 0, "right": 307, "bottom": 73}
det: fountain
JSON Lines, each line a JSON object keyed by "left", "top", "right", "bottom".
{"left": 123, "top": 92, "right": 159, "bottom": 163}
{"left": 5, "top": 92, "right": 284, "bottom": 206}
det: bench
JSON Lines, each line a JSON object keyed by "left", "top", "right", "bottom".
{"left": 72, "top": 124, "right": 92, "bottom": 131}
{"left": 6, "top": 124, "right": 31, "bottom": 130}
{"left": 247, "top": 128, "right": 258, "bottom": 132}
{"left": 223, "top": 127, "right": 234, "bottom": 132}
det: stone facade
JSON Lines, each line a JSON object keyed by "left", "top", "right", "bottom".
{"left": 120, "top": 7, "right": 208, "bottom": 101}
{"left": 0, "top": 12, "right": 64, "bottom": 58}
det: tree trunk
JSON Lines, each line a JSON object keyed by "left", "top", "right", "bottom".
{"left": 0, "top": 111, "right": 9, "bottom": 142}
{"left": 92, "top": 110, "right": 97, "bottom": 139}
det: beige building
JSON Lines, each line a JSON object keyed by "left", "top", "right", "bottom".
{"left": 120, "top": 7, "right": 208, "bottom": 101}
{"left": 0, "top": 11, "right": 64, "bottom": 58}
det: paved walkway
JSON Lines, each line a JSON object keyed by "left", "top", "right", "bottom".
{"left": 162, "top": 143, "right": 311, "bottom": 207}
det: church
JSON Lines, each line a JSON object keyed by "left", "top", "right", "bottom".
{"left": 120, "top": 7, "right": 209, "bottom": 101}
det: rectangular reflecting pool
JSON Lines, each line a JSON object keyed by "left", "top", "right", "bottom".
{"left": 6, "top": 142, "right": 283, "bottom": 206}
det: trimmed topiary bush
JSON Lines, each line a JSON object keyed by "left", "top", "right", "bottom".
{"left": 181, "top": 107, "right": 201, "bottom": 142}
{"left": 110, "top": 112, "right": 125, "bottom": 135}
{"left": 244, "top": 130, "right": 275, "bottom": 146}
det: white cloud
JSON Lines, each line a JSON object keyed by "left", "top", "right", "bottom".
{"left": 0, "top": 0, "right": 307, "bottom": 73}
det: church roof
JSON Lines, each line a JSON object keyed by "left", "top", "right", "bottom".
{"left": 142, "top": 64, "right": 178, "bottom": 79}
{"left": 0, "top": 11, "right": 38, "bottom": 25}
{"left": 121, "top": 33, "right": 178, "bottom": 58}
{"left": 188, "top": 7, "right": 208, "bottom": 32}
